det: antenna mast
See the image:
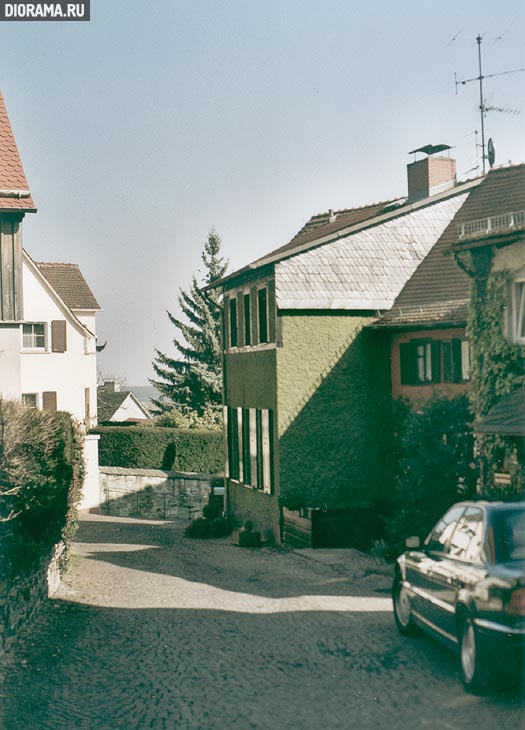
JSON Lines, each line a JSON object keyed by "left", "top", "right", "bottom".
{"left": 455, "top": 34, "right": 525, "bottom": 173}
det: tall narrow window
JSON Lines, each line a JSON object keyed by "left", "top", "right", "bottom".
{"left": 461, "top": 340, "right": 470, "bottom": 381}
{"left": 416, "top": 342, "right": 432, "bottom": 383}
{"left": 243, "top": 293, "right": 251, "bottom": 346}
{"left": 258, "top": 288, "right": 268, "bottom": 344}
{"left": 85, "top": 387, "right": 91, "bottom": 425}
{"left": 229, "top": 298, "right": 238, "bottom": 347}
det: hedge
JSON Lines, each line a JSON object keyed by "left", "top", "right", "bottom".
{"left": 0, "top": 399, "right": 84, "bottom": 576}
{"left": 91, "top": 426, "right": 223, "bottom": 473}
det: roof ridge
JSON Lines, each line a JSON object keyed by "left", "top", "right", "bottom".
{"left": 36, "top": 261, "right": 81, "bottom": 267}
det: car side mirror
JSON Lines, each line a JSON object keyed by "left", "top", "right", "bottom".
{"left": 405, "top": 536, "right": 420, "bottom": 549}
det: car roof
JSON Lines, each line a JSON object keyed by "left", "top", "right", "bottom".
{"left": 452, "top": 500, "right": 525, "bottom": 514}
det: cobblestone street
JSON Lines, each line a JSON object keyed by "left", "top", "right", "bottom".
{"left": 1, "top": 513, "right": 523, "bottom": 730}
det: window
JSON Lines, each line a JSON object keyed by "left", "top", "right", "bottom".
{"left": 229, "top": 298, "right": 238, "bottom": 347}
{"left": 425, "top": 505, "right": 465, "bottom": 553}
{"left": 22, "top": 323, "right": 45, "bottom": 349}
{"left": 510, "top": 279, "right": 525, "bottom": 344}
{"left": 226, "top": 406, "right": 273, "bottom": 493}
{"left": 400, "top": 338, "right": 469, "bottom": 386}
{"left": 258, "top": 288, "right": 268, "bottom": 344}
{"left": 448, "top": 508, "right": 484, "bottom": 562}
{"left": 22, "top": 393, "right": 38, "bottom": 408}
{"left": 243, "top": 294, "right": 251, "bottom": 346}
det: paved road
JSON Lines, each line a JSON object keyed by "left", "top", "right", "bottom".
{"left": 1, "top": 513, "right": 523, "bottom": 729}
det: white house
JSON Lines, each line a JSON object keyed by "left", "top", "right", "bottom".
{"left": 0, "top": 91, "right": 101, "bottom": 509}
{"left": 97, "top": 381, "right": 152, "bottom": 423}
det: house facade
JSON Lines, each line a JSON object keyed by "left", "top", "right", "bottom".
{"left": 0, "top": 92, "right": 101, "bottom": 509}
{"left": 97, "top": 381, "right": 152, "bottom": 423}
{"left": 451, "top": 164, "right": 525, "bottom": 495}
{"left": 217, "top": 151, "right": 480, "bottom": 544}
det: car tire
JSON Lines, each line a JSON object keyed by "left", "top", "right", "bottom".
{"left": 393, "top": 575, "right": 417, "bottom": 636}
{"left": 459, "top": 615, "right": 490, "bottom": 693}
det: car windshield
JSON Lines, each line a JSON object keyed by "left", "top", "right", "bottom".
{"left": 493, "top": 508, "right": 525, "bottom": 563}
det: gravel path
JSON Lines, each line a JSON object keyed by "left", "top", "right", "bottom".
{"left": 1, "top": 512, "right": 522, "bottom": 729}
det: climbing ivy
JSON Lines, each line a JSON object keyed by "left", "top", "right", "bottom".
{"left": 466, "top": 251, "right": 525, "bottom": 498}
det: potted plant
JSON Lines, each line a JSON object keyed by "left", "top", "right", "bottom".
{"left": 233, "top": 519, "right": 262, "bottom": 547}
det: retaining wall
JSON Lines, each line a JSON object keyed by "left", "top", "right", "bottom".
{"left": 99, "top": 467, "right": 223, "bottom": 520}
{"left": 0, "top": 542, "right": 62, "bottom": 655}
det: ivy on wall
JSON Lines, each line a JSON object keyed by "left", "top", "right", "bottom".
{"left": 466, "top": 249, "right": 525, "bottom": 497}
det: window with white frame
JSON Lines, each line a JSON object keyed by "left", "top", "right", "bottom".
{"left": 22, "top": 393, "right": 38, "bottom": 408}
{"left": 510, "top": 278, "right": 525, "bottom": 344}
{"left": 226, "top": 406, "right": 273, "bottom": 493}
{"left": 22, "top": 323, "right": 46, "bottom": 349}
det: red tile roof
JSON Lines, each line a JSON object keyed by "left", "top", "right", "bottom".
{"left": 0, "top": 92, "right": 35, "bottom": 211}
{"left": 36, "top": 262, "right": 101, "bottom": 311}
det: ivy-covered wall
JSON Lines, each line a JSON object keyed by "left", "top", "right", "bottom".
{"left": 277, "top": 313, "right": 392, "bottom": 511}
{"left": 466, "top": 247, "right": 525, "bottom": 497}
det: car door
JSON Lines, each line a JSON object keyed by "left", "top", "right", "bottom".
{"left": 426, "top": 507, "right": 485, "bottom": 640}
{"left": 410, "top": 506, "right": 465, "bottom": 631}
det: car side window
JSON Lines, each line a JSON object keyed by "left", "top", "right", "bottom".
{"left": 448, "top": 508, "right": 484, "bottom": 563}
{"left": 425, "top": 506, "right": 465, "bottom": 554}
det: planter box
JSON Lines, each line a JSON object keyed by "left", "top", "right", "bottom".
{"left": 233, "top": 529, "right": 262, "bottom": 547}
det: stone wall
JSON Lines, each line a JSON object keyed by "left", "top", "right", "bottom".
{"left": 0, "top": 542, "right": 63, "bottom": 655}
{"left": 99, "top": 467, "right": 223, "bottom": 521}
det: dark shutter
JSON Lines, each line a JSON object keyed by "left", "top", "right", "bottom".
{"left": 242, "top": 409, "right": 251, "bottom": 485}
{"left": 267, "top": 279, "right": 276, "bottom": 343}
{"left": 51, "top": 320, "right": 67, "bottom": 352}
{"left": 228, "top": 407, "right": 239, "bottom": 480}
{"left": 431, "top": 341, "right": 441, "bottom": 383}
{"left": 229, "top": 298, "right": 238, "bottom": 347}
{"left": 42, "top": 391, "right": 57, "bottom": 411}
{"left": 399, "top": 342, "right": 415, "bottom": 385}
{"left": 223, "top": 295, "right": 230, "bottom": 349}
{"left": 250, "top": 286, "right": 258, "bottom": 346}
{"left": 243, "top": 293, "right": 251, "bottom": 345}
{"left": 452, "top": 339, "right": 463, "bottom": 382}
{"left": 85, "top": 387, "right": 91, "bottom": 423}
{"left": 258, "top": 288, "right": 268, "bottom": 343}
{"left": 236, "top": 291, "right": 244, "bottom": 347}
{"left": 442, "top": 341, "right": 453, "bottom": 382}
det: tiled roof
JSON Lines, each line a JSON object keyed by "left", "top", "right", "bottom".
{"left": 36, "top": 262, "right": 101, "bottom": 310}
{"left": 265, "top": 200, "right": 402, "bottom": 261}
{"left": 378, "top": 164, "right": 525, "bottom": 327}
{"left": 476, "top": 385, "right": 525, "bottom": 437}
{"left": 97, "top": 390, "right": 129, "bottom": 423}
{"left": 275, "top": 193, "right": 469, "bottom": 310}
{"left": 0, "top": 92, "right": 35, "bottom": 211}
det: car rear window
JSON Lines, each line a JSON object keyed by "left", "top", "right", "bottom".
{"left": 493, "top": 509, "right": 525, "bottom": 562}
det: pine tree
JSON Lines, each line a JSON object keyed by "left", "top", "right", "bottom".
{"left": 150, "top": 229, "right": 228, "bottom": 414}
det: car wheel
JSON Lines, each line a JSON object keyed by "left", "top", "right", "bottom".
{"left": 393, "top": 575, "right": 417, "bottom": 636}
{"left": 459, "top": 615, "right": 490, "bottom": 693}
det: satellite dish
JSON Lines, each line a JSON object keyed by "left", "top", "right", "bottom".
{"left": 487, "top": 138, "right": 496, "bottom": 167}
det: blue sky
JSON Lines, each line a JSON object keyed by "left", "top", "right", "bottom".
{"left": 1, "top": 0, "right": 524, "bottom": 383}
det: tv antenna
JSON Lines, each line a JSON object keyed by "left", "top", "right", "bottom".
{"left": 454, "top": 34, "right": 525, "bottom": 173}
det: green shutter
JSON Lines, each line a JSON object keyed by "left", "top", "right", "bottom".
{"left": 451, "top": 339, "right": 462, "bottom": 383}
{"left": 399, "top": 342, "right": 415, "bottom": 385}
{"left": 237, "top": 291, "right": 244, "bottom": 347}
{"left": 250, "top": 286, "right": 258, "bottom": 346}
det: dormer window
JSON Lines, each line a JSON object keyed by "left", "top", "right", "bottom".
{"left": 22, "top": 323, "right": 46, "bottom": 349}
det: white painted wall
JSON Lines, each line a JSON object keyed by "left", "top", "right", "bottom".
{"left": 0, "top": 325, "right": 22, "bottom": 398}
{"left": 110, "top": 393, "right": 151, "bottom": 422}
{"left": 492, "top": 240, "right": 525, "bottom": 275}
{"left": 19, "top": 260, "right": 98, "bottom": 425}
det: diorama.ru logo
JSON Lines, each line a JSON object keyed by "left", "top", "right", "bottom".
{"left": 0, "top": 1, "right": 90, "bottom": 20}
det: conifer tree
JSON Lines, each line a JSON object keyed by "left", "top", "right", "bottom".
{"left": 151, "top": 229, "right": 228, "bottom": 414}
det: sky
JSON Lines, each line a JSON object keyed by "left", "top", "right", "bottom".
{"left": 1, "top": 1, "right": 524, "bottom": 384}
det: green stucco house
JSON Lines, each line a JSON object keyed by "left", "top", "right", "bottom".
{"left": 214, "top": 151, "right": 481, "bottom": 545}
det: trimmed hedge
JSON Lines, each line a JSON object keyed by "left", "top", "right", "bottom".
{"left": 0, "top": 399, "right": 84, "bottom": 576}
{"left": 91, "top": 426, "right": 223, "bottom": 472}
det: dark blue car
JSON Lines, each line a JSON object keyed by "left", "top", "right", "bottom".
{"left": 393, "top": 501, "right": 525, "bottom": 692}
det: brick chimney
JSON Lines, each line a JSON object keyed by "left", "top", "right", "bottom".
{"left": 407, "top": 146, "right": 456, "bottom": 201}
